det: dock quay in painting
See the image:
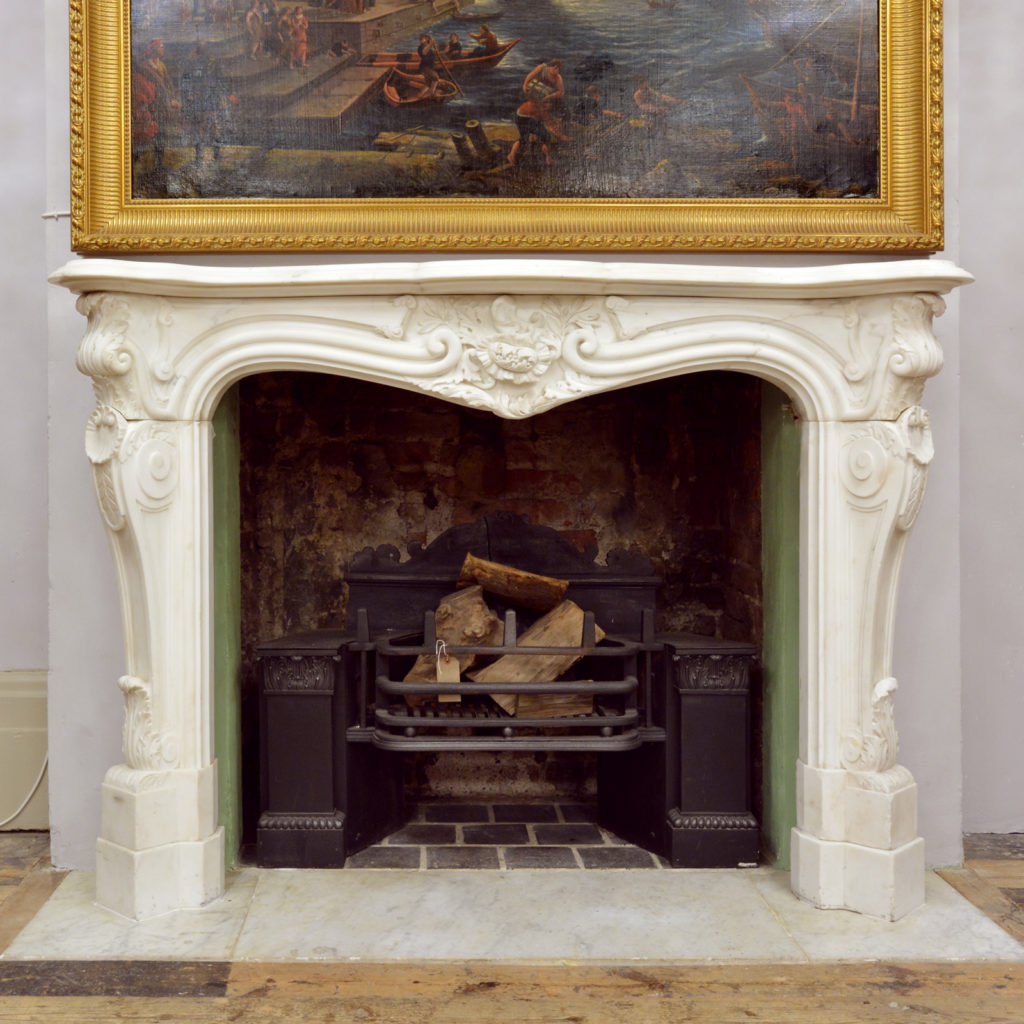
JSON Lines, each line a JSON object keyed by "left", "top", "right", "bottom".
{"left": 130, "top": 0, "right": 880, "bottom": 202}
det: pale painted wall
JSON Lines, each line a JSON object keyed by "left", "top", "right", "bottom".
{"left": 959, "top": 2, "right": 1024, "bottom": 834}
{"left": 1, "top": 3, "right": 49, "bottom": 673}
{"left": 15, "top": 0, "right": 1018, "bottom": 869}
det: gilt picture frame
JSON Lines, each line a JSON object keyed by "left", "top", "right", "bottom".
{"left": 70, "top": 0, "right": 943, "bottom": 253}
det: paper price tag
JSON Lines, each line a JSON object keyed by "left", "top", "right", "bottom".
{"left": 436, "top": 650, "right": 461, "bottom": 703}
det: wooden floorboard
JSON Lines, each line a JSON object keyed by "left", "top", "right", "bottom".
{"left": 938, "top": 866, "right": 1024, "bottom": 945}
{"left": 1, "top": 963, "right": 1022, "bottom": 1023}
{"left": 0, "top": 870, "right": 67, "bottom": 957}
{"left": 1, "top": 833, "right": 1022, "bottom": 1021}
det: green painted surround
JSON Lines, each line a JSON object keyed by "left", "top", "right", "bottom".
{"left": 211, "top": 379, "right": 800, "bottom": 868}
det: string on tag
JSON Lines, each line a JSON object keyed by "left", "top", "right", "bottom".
{"left": 435, "top": 638, "right": 461, "bottom": 700}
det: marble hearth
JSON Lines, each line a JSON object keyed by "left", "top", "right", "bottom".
{"left": 51, "top": 258, "right": 970, "bottom": 922}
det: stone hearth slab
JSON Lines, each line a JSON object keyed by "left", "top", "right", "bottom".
{"left": 5, "top": 869, "right": 1023, "bottom": 963}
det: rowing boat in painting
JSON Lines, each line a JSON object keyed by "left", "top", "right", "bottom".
{"left": 382, "top": 68, "right": 459, "bottom": 107}
{"left": 357, "top": 38, "right": 519, "bottom": 72}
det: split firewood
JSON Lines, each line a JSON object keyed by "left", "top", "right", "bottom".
{"left": 467, "top": 600, "right": 605, "bottom": 717}
{"left": 457, "top": 553, "right": 569, "bottom": 612}
{"left": 403, "top": 585, "right": 504, "bottom": 706}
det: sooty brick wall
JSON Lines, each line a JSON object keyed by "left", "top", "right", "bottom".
{"left": 238, "top": 371, "right": 762, "bottom": 805}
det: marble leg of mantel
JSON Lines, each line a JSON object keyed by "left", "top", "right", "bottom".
{"left": 54, "top": 258, "right": 971, "bottom": 922}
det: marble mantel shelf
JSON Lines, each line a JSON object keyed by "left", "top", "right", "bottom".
{"left": 52, "top": 257, "right": 971, "bottom": 922}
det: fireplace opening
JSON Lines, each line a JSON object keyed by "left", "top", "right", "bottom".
{"left": 238, "top": 370, "right": 766, "bottom": 865}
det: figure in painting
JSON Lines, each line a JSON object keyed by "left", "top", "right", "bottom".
{"left": 523, "top": 59, "right": 565, "bottom": 111}
{"left": 509, "top": 60, "right": 569, "bottom": 168}
{"left": 468, "top": 23, "right": 500, "bottom": 57}
{"left": 632, "top": 74, "right": 685, "bottom": 116}
{"left": 443, "top": 33, "right": 463, "bottom": 60}
{"left": 245, "top": 0, "right": 264, "bottom": 59}
{"left": 179, "top": 42, "right": 238, "bottom": 163}
{"left": 416, "top": 34, "right": 443, "bottom": 96}
{"left": 137, "top": 39, "right": 181, "bottom": 165}
{"left": 290, "top": 7, "right": 310, "bottom": 68}
{"left": 131, "top": 61, "right": 160, "bottom": 164}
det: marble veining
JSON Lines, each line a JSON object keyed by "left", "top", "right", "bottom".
{"left": 5, "top": 868, "right": 1022, "bottom": 963}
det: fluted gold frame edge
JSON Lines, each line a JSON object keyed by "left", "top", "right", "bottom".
{"left": 69, "top": 0, "right": 943, "bottom": 253}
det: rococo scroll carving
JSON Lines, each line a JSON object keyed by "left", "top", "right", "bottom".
{"left": 840, "top": 405, "right": 933, "bottom": 529}
{"left": 405, "top": 295, "right": 603, "bottom": 418}
{"left": 120, "top": 424, "right": 180, "bottom": 511}
{"left": 75, "top": 294, "right": 184, "bottom": 420}
{"left": 841, "top": 677, "right": 900, "bottom": 774}
{"left": 76, "top": 294, "right": 144, "bottom": 418}
{"left": 118, "top": 675, "right": 178, "bottom": 770}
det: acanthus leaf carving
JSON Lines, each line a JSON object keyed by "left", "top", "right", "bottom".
{"left": 894, "top": 406, "right": 934, "bottom": 531}
{"left": 841, "top": 677, "right": 900, "bottom": 774}
{"left": 117, "top": 675, "right": 178, "bottom": 770}
{"left": 76, "top": 294, "right": 146, "bottom": 418}
{"left": 889, "top": 295, "right": 946, "bottom": 381}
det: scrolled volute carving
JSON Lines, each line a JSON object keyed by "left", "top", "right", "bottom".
{"left": 118, "top": 675, "right": 178, "bottom": 770}
{"left": 840, "top": 406, "right": 933, "bottom": 522}
{"left": 888, "top": 295, "right": 946, "bottom": 381}
{"left": 841, "top": 677, "right": 899, "bottom": 774}
{"left": 120, "top": 423, "right": 180, "bottom": 510}
{"left": 76, "top": 294, "right": 134, "bottom": 379}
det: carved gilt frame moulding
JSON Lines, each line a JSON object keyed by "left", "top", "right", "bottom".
{"left": 51, "top": 258, "right": 970, "bottom": 922}
{"left": 70, "top": 0, "right": 943, "bottom": 253}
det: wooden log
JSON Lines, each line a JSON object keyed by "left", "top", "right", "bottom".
{"left": 467, "top": 600, "right": 604, "bottom": 717}
{"left": 457, "top": 553, "right": 569, "bottom": 612}
{"left": 403, "top": 586, "right": 503, "bottom": 706}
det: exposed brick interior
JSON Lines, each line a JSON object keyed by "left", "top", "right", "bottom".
{"left": 238, "top": 371, "right": 763, "bottom": 817}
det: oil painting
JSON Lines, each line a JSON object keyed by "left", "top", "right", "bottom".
{"left": 129, "top": 0, "right": 879, "bottom": 201}
{"left": 71, "top": 0, "right": 941, "bottom": 250}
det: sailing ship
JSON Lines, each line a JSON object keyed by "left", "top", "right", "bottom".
{"left": 739, "top": 0, "right": 878, "bottom": 193}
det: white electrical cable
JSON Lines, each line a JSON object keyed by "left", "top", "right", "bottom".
{"left": 0, "top": 755, "right": 48, "bottom": 829}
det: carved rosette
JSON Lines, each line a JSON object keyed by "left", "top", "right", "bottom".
{"left": 842, "top": 677, "right": 900, "bottom": 774}
{"left": 117, "top": 675, "right": 178, "bottom": 770}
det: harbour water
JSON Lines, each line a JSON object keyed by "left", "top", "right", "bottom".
{"left": 131, "top": 0, "right": 879, "bottom": 200}
{"left": 344, "top": 0, "right": 879, "bottom": 198}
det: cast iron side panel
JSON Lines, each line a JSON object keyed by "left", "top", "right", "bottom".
{"left": 664, "top": 636, "right": 760, "bottom": 867}
{"left": 256, "top": 630, "right": 405, "bottom": 867}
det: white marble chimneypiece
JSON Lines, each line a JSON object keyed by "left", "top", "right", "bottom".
{"left": 51, "top": 257, "right": 971, "bottom": 923}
